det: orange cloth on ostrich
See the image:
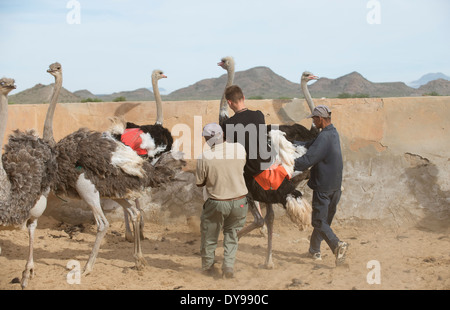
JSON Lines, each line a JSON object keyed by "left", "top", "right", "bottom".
{"left": 120, "top": 128, "right": 147, "bottom": 156}
{"left": 253, "top": 164, "right": 290, "bottom": 191}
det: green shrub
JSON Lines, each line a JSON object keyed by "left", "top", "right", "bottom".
{"left": 337, "top": 93, "right": 370, "bottom": 98}
{"left": 113, "top": 96, "right": 126, "bottom": 102}
{"left": 81, "top": 98, "right": 103, "bottom": 102}
{"left": 422, "top": 91, "right": 440, "bottom": 96}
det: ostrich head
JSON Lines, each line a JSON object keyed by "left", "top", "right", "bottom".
{"left": 47, "top": 62, "right": 62, "bottom": 78}
{"left": 0, "top": 78, "right": 16, "bottom": 95}
{"left": 218, "top": 56, "right": 235, "bottom": 70}
{"left": 301, "top": 71, "right": 318, "bottom": 83}
{"left": 152, "top": 69, "right": 167, "bottom": 81}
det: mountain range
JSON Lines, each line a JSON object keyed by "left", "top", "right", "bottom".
{"left": 8, "top": 69, "right": 450, "bottom": 105}
{"left": 408, "top": 72, "right": 450, "bottom": 89}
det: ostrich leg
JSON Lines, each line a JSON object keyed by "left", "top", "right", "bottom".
{"left": 124, "top": 198, "right": 145, "bottom": 242}
{"left": 124, "top": 209, "right": 133, "bottom": 242}
{"left": 21, "top": 192, "right": 48, "bottom": 289}
{"left": 237, "top": 197, "right": 264, "bottom": 238}
{"left": 116, "top": 199, "right": 148, "bottom": 270}
{"left": 264, "top": 203, "right": 275, "bottom": 269}
{"left": 75, "top": 174, "right": 109, "bottom": 276}
{"left": 135, "top": 198, "right": 145, "bottom": 240}
{"left": 20, "top": 218, "right": 38, "bottom": 289}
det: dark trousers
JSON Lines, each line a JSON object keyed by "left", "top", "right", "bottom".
{"left": 309, "top": 189, "right": 342, "bottom": 254}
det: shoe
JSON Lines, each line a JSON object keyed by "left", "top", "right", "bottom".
{"left": 202, "top": 264, "right": 216, "bottom": 276}
{"left": 309, "top": 252, "right": 322, "bottom": 261}
{"left": 222, "top": 267, "right": 234, "bottom": 279}
{"left": 335, "top": 241, "right": 348, "bottom": 266}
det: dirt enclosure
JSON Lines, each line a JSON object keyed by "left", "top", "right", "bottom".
{"left": 1, "top": 97, "right": 449, "bottom": 292}
{"left": 1, "top": 212, "right": 448, "bottom": 291}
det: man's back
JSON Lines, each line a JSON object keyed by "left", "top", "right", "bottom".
{"left": 222, "top": 110, "right": 272, "bottom": 177}
{"left": 196, "top": 141, "right": 247, "bottom": 200}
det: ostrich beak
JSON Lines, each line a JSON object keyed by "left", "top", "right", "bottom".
{"left": 310, "top": 75, "right": 319, "bottom": 80}
{"left": 162, "top": 74, "right": 167, "bottom": 78}
{"left": 218, "top": 61, "right": 224, "bottom": 67}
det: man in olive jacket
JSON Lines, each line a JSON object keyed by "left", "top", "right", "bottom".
{"left": 294, "top": 105, "right": 348, "bottom": 266}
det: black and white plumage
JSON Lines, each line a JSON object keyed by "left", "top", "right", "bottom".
{"left": 43, "top": 63, "right": 186, "bottom": 276}
{"left": 0, "top": 78, "right": 58, "bottom": 289}
{"left": 112, "top": 70, "right": 173, "bottom": 159}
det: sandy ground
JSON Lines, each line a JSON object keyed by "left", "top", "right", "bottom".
{"left": 0, "top": 212, "right": 449, "bottom": 291}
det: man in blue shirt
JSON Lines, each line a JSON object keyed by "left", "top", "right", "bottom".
{"left": 294, "top": 105, "right": 348, "bottom": 266}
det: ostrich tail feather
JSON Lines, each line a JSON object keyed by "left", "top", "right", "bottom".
{"left": 285, "top": 194, "right": 312, "bottom": 231}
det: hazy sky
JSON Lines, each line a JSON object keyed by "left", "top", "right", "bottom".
{"left": 1, "top": 0, "right": 449, "bottom": 94}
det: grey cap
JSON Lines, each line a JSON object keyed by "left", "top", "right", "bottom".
{"left": 307, "top": 105, "right": 332, "bottom": 118}
{"left": 202, "top": 123, "right": 223, "bottom": 137}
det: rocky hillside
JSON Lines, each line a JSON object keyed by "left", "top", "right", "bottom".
{"left": 8, "top": 69, "right": 450, "bottom": 104}
{"left": 417, "top": 79, "right": 450, "bottom": 95}
{"left": 165, "top": 66, "right": 300, "bottom": 100}
{"left": 309, "top": 72, "right": 416, "bottom": 98}
{"left": 9, "top": 83, "right": 82, "bottom": 105}
{"left": 409, "top": 72, "right": 450, "bottom": 88}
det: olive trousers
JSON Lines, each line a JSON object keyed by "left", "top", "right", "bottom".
{"left": 200, "top": 197, "right": 248, "bottom": 271}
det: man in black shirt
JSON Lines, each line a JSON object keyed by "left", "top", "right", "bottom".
{"left": 294, "top": 105, "right": 348, "bottom": 266}
{"left": 221, "top": 85, "right": 273, "bottom": 178}
{"left": 221, "top": 85, "right": 301, "bottom": 215}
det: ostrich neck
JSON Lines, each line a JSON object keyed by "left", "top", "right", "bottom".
{"left": 219, "top": 66, "right": 235, "bottom": 113}
{"left": 0, "top": 93, "right": 12, "bottom": 201}
{"left": 152, "top": 78, "right": 163, "bottom": 125}
{"left": 43, "top": 75, "right": 62, "bottom": 146}
{"left": 301, "top": 80, "right": 315, "bottom": 113}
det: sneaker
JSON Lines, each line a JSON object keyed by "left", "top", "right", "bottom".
{"left": 222, "top": 267, "right": 234, "bottom": 279}
{"left": 335, "top": 241, "right": 348, "bottom": 266}
{"left": 309, "top": 252, "right": 322, "bottom": 261}
{"left": 202, "top": 264, "right": 216, "bottom": 276}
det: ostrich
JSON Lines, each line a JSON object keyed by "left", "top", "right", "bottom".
{"left": 112, "top": 69, "right": 173, "bottom": 241}
{"left": 0, "top": 78, "right": 57, "bottom": 288}
{"left": 218, "top": 56, "right": 235, "bottom": 126}
{"left": 219, "top": 67, "right": 319, "bottom": 268}
{"left": 44, "top": 63, "right": 185, "bottom": 275}
{"left": 267, "top": 71, "right": 319, "bottom": 142}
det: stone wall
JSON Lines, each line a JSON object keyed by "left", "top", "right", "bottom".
{"left": 4, "top": 96, "right": 450, "bottom": 229}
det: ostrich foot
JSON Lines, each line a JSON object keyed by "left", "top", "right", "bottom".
{"left": 134, "top": 254, "right": 148, "bottom": 270}
{"left": 265, "top": 260, "right": 274, "bottom": 269}
{"left": 21, "top": 267, "right": 35, "bottom": 289}
{"left": 82, "top": 264, "right": 93, "bottom": 277}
